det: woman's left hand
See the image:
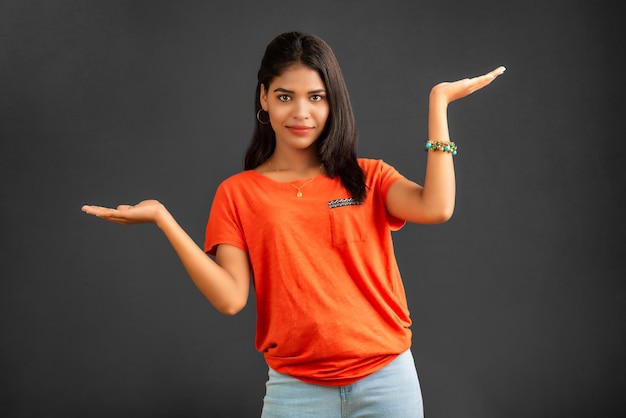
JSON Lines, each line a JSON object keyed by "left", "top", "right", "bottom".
{"left": 431, "top": 66, "right": 506, "bottom": 105}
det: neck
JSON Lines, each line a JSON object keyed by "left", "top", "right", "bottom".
{"left": 268, "top": 149, "right": 322, "bottom": 178}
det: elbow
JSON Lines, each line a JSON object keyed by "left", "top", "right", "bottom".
{"left": 215, "top": 299, "right": 247, "bottom": 316}
{"left": 437, "top": 206, "right": 455, "bottom": 223}
{"left": 427, "top": 213, "right": 453, "bottom": 224}
{"left": 405, "top": 206, "right": 455, "bottom": 224}
{"left": 423, "top": 205, "right": 455, "bottom": 224}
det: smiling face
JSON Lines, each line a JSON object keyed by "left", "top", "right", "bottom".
{"left": 260, "top": 64, "right": 330, "bottom": 153}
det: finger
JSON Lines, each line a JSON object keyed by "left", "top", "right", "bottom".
{"left": 481, "top": 66, "right": 506, "bottom": 83}
{"left": 82, "top": 205, "right": 121, "bottom": 219}
{"left": 493, "top": 65, "right": 506, "bottom": 76}
{"left": 117, "top": 204, "right": 134, "bottom": 211}
{"left": 471, "top": 66, "right": 506, "bottom": 82}
{"left": 467, "top": 67, "right": 506, "bottom": 91}
{"left": 82, "top": 205, "right": 111, "bottom": 215}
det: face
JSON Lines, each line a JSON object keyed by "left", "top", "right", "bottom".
{"left": 260, "top": 64, "right": 329, "bottom": 152}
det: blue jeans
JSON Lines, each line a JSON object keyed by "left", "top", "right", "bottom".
{"left": 261, "top": 350, "right": 424, "bottom": 417}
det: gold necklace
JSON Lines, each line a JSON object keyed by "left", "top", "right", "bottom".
{"left": 267, "top": 159, "right": 323, "bottom": 198}
{"left": 289, "top": 177, "right": 316, "bottom": 198}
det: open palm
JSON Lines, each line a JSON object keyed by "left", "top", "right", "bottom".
{"left": 432, "top": 66, "right": 506, "bottom": 104}
{"left": 81, "top": 200, "right": 165, "bottom": 225}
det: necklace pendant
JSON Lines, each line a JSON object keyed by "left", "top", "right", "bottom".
{"left": 296, "top": 191, "right": 303, "bottom": 198}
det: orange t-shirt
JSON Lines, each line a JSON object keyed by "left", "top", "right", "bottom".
{"left": 204, "top": 158, "right": 412, "bottom": 385}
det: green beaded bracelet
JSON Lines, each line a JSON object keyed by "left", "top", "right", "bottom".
{"left": 425, "top": 139, "right": 457, "bottom": 155}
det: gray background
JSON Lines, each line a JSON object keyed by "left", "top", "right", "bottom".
{"left": 2, "top": 0, "right": 624, "bottom": 417}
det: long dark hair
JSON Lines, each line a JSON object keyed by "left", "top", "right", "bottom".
{"left": 244, "top": 32, "right": 366, "bottom": 202}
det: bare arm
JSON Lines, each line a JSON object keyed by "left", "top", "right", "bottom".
{"left": 386, "top": 66, "right": 506, "bottom": 224}
{"left": 81, "top": 200, "right": 250, "bottom": 315}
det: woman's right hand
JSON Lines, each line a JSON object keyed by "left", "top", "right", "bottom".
{"left": 82, "top": 199, "right": 250, "bottom": 315}
{"left": 81, "top": 199, "right": 166, "bottom": 225}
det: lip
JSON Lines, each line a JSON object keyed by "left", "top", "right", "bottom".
{"left": 287, "top": 126, "right": 313, "bottom": 135}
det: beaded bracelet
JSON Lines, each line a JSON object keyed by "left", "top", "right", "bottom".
{"left": 425, "top": 139, "right": 458, "bottom": 155}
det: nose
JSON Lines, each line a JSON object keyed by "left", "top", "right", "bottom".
{"left": 293, "top": 99, "right": 310, "bottom": 120}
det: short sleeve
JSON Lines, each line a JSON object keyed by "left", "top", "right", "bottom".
{"left": 362, "top": 159, "right": 407, "bottom": 231}
{"left": 204, "top": 179, "right": 248, "bottom": 256}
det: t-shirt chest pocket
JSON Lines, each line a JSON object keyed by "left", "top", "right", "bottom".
{"left": 328, "top": 203, "right": 367, "bottom": 247}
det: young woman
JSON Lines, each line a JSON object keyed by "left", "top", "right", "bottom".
{"left": 82, "top": 32, "right": 505, "bottom": 417}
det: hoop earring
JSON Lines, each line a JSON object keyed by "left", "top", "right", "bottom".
{"left": 256, "top": 109, "right": 270, "bottom": 125}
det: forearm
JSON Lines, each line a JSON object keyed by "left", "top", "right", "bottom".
{"left": 155, "top": 208, "right": 247, "bottom": 315}
{"left": 422, "top": 95, "right": 456, "bottom": 220}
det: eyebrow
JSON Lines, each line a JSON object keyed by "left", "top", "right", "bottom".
{"left": 273, "top": 88, "right": 327, "bottom": 94}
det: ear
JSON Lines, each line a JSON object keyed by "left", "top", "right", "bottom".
{"left": 260, "top": 84, "right": 268, "bottom": 111}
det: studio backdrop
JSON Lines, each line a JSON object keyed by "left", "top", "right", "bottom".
{"left": 1, "top": 1, "right": 624, "bottom": 417}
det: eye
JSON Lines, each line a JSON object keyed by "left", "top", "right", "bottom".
{"left": 278, "top": 94, "right": 291, "bottom": 102}
{"left": 310, "top": 95, "right": 324, "bottom": 102}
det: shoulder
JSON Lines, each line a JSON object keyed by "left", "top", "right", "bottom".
{"left": 221, "top": 170, "right": 255, "bottom": 183}
{"left": 357, "top": 158, "right": 401, "bottom": 178}
{"left": 216, "top": 170, "right": 258, "bottom": 191}
{"left": 357, "top": 157, "right": 406, "bottom": 194}
{"left": 357, "top": 157, "right": 381, "bottom": 170}
{"left": 211, "top": 171, "right": 262, "bottom": 206}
